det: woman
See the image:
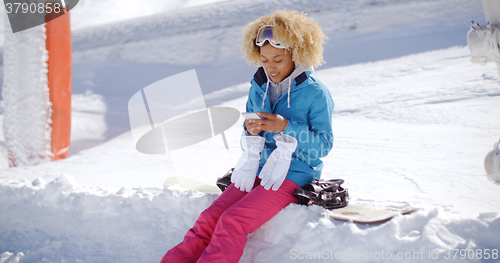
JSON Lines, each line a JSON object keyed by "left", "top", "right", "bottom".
{"left": 161, "top": 10, "right": 334, "bottom": 263}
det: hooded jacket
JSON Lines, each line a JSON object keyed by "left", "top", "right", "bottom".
{"left": 268, "top": 65, "right": 311, "bottom": 108}
{"left": 244, "top": 66, "right": 334, "bottom": 187}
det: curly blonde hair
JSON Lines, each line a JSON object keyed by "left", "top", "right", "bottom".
{"left": 241, "top": 10, "right": 327, "bottom": 68}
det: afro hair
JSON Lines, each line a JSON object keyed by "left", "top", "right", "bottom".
{"left": 241, "top": 10, "right": 327, "bottom": 68}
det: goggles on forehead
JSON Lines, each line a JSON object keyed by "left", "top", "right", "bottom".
{"left": 255, "top": 25, "right": 286, "bottom": 49}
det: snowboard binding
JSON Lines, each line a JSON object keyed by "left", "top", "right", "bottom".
{"left": 216, "top": 168, "right": 233, "bottom": 192}
{"left": 217, "top": 169, "right": 349, "bottom": 210}
{"left": 293, "top": 179, "right": 349, "bottom": 210}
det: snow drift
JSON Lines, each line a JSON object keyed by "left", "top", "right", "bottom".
{"left": 0, "top": 174, "right": 498, "bottom": 262}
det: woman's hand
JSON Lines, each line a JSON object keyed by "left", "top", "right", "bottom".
{"left": 245, "top": 118, "right": 263, "bottom": 135}
{"left": 245, "top": 112, "right": 288, "bottom": 134}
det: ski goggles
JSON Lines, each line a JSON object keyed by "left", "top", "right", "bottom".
{"left": 255, "top": 25, "right": 286, "bottom": 49}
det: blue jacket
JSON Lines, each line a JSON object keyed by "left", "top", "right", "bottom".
{"left": 244, "top": 67, "right": 334, "bottom": 186}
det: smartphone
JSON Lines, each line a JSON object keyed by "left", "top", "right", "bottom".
{"left": 241, "top": 112, "right": 262, "bottom": 120}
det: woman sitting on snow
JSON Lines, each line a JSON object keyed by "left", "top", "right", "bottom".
{"left": 161, "top": 10, "right": 334, "bottom": 263}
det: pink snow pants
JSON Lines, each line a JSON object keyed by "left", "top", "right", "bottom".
{"left": 160, "top": 178, "right": 300, "bottom": 263}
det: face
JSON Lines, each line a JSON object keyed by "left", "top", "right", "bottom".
{"left": 260, "top": 44, "right": 295, "bottom": 83}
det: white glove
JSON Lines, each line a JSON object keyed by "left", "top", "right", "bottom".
{"left": 231, "top": 135, "right": 265, "bottom": 192}
{"left": 259, "top": 133, "right": 297, "bottom": 191}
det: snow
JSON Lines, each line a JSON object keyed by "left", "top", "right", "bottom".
{"left": 8, "top": 0, "right": 479, "bottom": 144}
{"left": 1, "top": 0, "right": 500, "bottom": 262}
{"left": 69, "top": 0, "right": 236, "bottom": 30}
{"left": 0, "top": 175, "right": 218, "bottom": 262}
{"left": 1, "top": 17, "right": 52, "bottom": 167}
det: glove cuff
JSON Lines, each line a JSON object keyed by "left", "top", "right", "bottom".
{"left": 242, "top": 135, "right": 266, "bottom": 156}
{"left": 273, "top": 134, "right": 297, "bottom": 152}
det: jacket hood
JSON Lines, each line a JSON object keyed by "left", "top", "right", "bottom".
{"left": 254, "top": 66, "right": 314, "bottom": 109}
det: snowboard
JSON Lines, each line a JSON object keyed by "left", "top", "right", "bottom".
{"left": 320, "top": 204, "right": 420, "bottom": 224}
{"left": 163, "top": 176, "right": 420, "bottom": 224}
{"left": 163, "top": 177, "right": 221, "bottom": 194}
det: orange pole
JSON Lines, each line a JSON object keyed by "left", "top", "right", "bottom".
{"left": 45, "top": 10, "right": 72, "bottom": 160}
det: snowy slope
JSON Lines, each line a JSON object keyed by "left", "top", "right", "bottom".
{"left": 0, "top": 0, "right": 485, "bottom": 146}
{"left": 1, "top": 0, "right": 500, "bottom": 262}
{"left": 55, "top": 0, "right": 489, "bottom": 144}
{"left": 1, "top": 46, "right": 500, "bottom": 263}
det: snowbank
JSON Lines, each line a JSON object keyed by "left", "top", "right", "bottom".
{"left": 0, "top": 0, "right": 499, "bottom": 261}
{"left": 0, "top": 175, "right": 498, "bottom": 262}
{"left": 0, "top": 175, "right": 218, "bottom": 262}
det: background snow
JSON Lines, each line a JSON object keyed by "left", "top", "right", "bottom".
{"left": 0, "top": 0, "right": 483, "bottom": 144}
{"left": 0, "top": 0, "right": 499, "bottom": 262}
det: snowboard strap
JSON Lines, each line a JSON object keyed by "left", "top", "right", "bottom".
{"left": 216, "top": 168, "right": 233, "bottom": 192}
{"left": 294, "top": 179, "right": 349, "bottom": 210}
